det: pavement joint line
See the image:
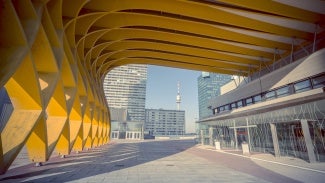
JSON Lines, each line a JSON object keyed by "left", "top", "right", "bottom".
{"left": 198, "top": 146, "right": 325, "bottom": 174}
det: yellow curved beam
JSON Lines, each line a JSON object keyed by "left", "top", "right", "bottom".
{"left": 217, "top": 0, "right": 325, "bottom": 25}
{"left": 99, "top": 28, "right": 275, "bottom": 58}
{"left": 84, "top": 0, "right": 315, "bottom": 38}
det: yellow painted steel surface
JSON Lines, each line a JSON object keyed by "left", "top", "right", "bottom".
{"left": 0, "top": 0, "right": 324, "bottom": 174}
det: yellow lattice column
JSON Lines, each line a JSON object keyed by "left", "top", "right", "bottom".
{"left": 24, "top": 0, "right": 66, "bottom": 162}
{"left": 101, "top": 115, "right": 107, "bottom": 144}
{"left": 82, "top": 103, "right": 92, "bottom": 149}
{"left": 105, "top": 109, "right": 111, "bottom": 143}
{"left": 26, "top": 116, "right": 48, "bottom": 163}
{"left": 84, "top": 129, "right": 93, "bottom": 150}
{"left": 1, "top": 53, "right": 43, "bottom": 173}
{"left": 44, "top": 76, "right": 69, "bottom": 158}
{"left": 91, "top": 106, "right": 100, "bottom": 147}
{"left": 97, "top": 108, "right": 103, "bottom": 146}
{"left": 68, "top": 93, "right": 82, "bottom": 151}
{"left": 72, "top": 126, "right": 83, "bottom": 152}
{"left": 0, "top": 0, "right": 65, "bottom": 172}
{"left": 0, "top": 0, "right": 36, "bottom": 87}
{"left": 55, "top": 120, "right": 70, "bottom": 156}
{"left": 70, "top": 96, "right": 83, "bottom": 152}
{"left": 72, "top": 96, "right": 86, "bottom": 152}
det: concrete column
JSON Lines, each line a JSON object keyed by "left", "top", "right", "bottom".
{"left": 270, "top": 123, "right": 281, "bottom": 157}
{"left": 209, "top": 127, "right": 214, "bottom": 146}
{"left": 233, "top": 121, "right": 238, "bottom": 149}
{"left": 200, "top": 130, "right": 204, "bottom": 145}
{"left": 301, "top": 119, "right": 316, "bottom": 163}
{"left": 246, "top": 118, "right": 251, "bottom": 151}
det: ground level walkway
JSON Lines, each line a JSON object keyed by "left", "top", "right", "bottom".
{"left": 0, "top": 139, "right": 324, "bottom": 183}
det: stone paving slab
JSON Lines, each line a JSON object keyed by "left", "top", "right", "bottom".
{"left": 0, "top": 140, "right": 324, "bottom": 183}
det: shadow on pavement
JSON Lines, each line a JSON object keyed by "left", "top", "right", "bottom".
{"left": 0, "top": 139, "right": 196, "bottom": 182}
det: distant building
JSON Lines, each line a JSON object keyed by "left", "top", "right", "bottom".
{"left": 103, "top": 64, "right": 147, "bottom": 122}
{"left": 110, "top": 108, "right": 143, "bottom": 140}
{"left": 145, "top": 109, "right": 185, "bottom": 136}
{"left": 197, "top": 72, "right": 231, "bottom": 120}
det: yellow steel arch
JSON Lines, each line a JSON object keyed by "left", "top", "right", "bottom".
{"left": 0, "top": 0, "right": 324, "bottom": 174}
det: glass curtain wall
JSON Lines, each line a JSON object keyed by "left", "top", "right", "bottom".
{"left": 198, "top": 100, "right": 325, "bottom": 162}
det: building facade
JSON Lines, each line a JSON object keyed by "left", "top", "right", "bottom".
{"left": 110, "top": 108, "right": 144, "bottom": 140}
{"left": 198, "top": 48, "right": 325, "bottom": 163}
{"left": 197, "top": 72, "right": 231, "bottom": 120}
{"left": 145, "top": 109, "right": 185, "bottom": 136}
{"left": 103, "top": 64, "right": 147, "bottom": 122}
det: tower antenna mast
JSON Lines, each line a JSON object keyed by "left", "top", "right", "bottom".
{"left": 176, "top": 81, "right": 181, "bottom": 110}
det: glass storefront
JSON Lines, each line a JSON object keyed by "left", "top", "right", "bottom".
{"left": 197, "top": 100, "right": 325, "bottom": 162}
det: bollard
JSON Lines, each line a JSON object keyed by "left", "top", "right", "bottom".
{"left": 215, "top": 141, "right": 221, "bottom": 150}
{"left": 242, "top": 142, "right": 250, "bottom": 155}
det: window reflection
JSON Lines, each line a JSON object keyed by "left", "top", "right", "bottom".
{"left": 312, "top": 75, "right": 325, "bottom": 89}
{"left": 276, "top": 86, "right": 290, "bottom": 97}
{"left": 294, "top": 80, "right": 311, "bottom": 93}
{"left": 237, "top": 100, "right": 243, "bottom": 108}
{"left": 246, "top": 98, "right": 253, "bottom": 106}
{"left": 213, "top": 73, "right": 324, "bottom": 114}
{"left": 265, "top": 91, "right": 276, "bottom": 100}
{"left": 224, "top": 105, "right": 230, "bottom": 111}
{"left": 253, "top": 95, "right": 262, "bottom": 103}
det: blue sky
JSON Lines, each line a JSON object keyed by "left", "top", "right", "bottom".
{"left": 145, "top": 65, "right": 201, "bottom": 133}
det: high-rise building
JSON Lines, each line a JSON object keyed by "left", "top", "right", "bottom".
{"left": 103, "top": 64, "right": 147, "bottom": 122}
{"left": 197, "top": 72, "right": 231, "bottom": 120}
{"left": 145, "top": 109, "right": 185, "bottom": 136}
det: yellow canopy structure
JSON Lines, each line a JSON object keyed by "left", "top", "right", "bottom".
{"left": 0, "top": 0, "right": 324, "bottom": 174}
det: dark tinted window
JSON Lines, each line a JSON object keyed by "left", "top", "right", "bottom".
{"left": 237, "top": 100, "right": 243, "bottom": 108}
{"left": 276, "top": 86, "right": 290, "bottom": 97}
{"left": 246, "top": 97, "right": 253, "bottom": 106}
{"left": 253, "top": 95, "right": 262, "bottom": 103}
{"left": 312, "top": 75, "right": 325, "bottom": 89}
{"left": 231, "top": 103, "right": 237, "bottom": 109}
{"left": 265, "top": 91, "right": 276, "bottom": 100}
{"left": 294, "top": 80, "right": 311, "bottom": 93}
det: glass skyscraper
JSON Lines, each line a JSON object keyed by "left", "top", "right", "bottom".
{"left": 197, "top": 72, "right": 231, "bottom": 120}
{"left": 103, "top": 64, "right": 147, "bottom": 122}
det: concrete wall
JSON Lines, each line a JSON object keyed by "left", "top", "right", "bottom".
{"left": 210, "top": 48, "right": 325, "bottom": 108}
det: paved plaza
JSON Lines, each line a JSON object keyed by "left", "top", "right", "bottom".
{"left": 0, "top": 139, "right": 325, "bottom": 183}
